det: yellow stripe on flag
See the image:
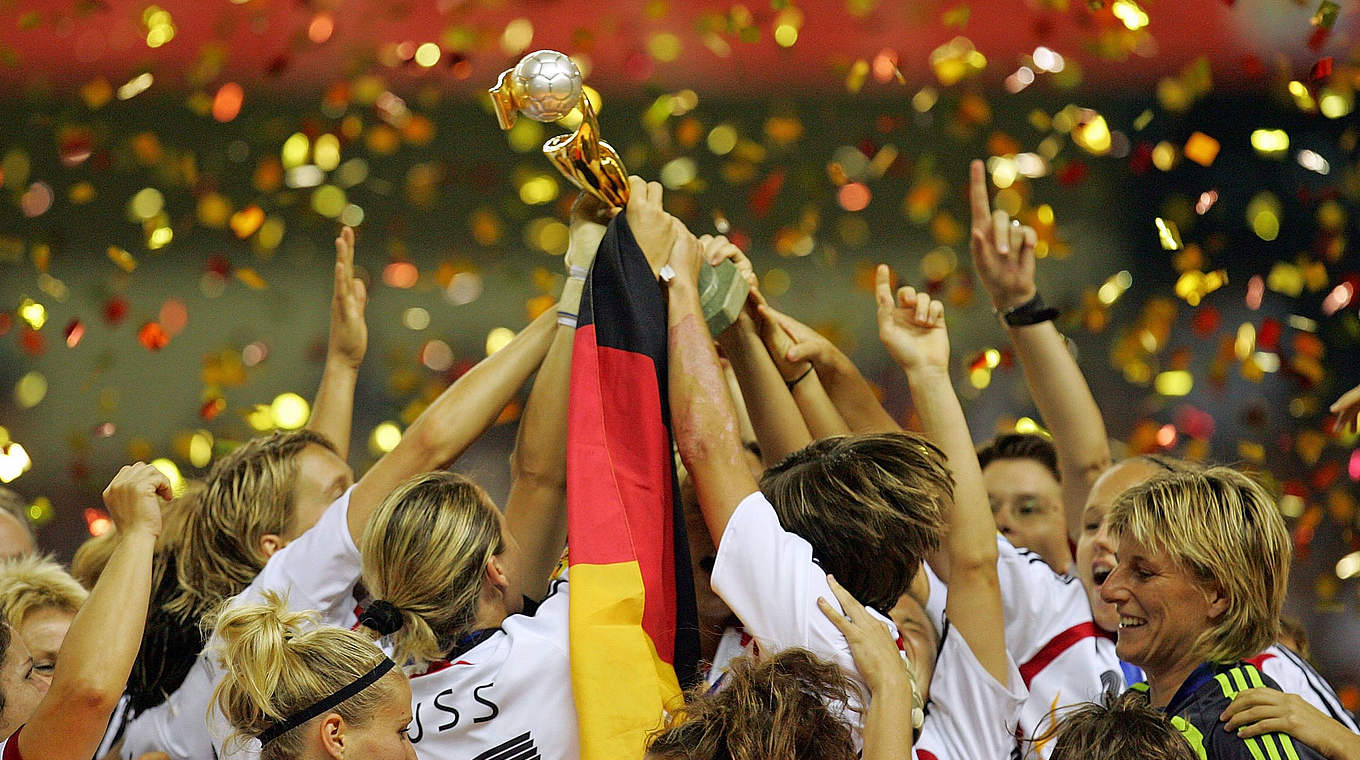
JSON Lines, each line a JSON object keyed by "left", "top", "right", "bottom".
{"left": 569, "top": 561, "right": 684, "bottom": 760}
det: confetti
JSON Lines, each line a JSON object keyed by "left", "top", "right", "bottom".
{"left": 1183, "top": 132, "right": 1220, "bottom": 166}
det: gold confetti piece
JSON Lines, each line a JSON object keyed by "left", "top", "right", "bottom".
{"left": 235, "top": 267, "right": 268, "bottom": 290}
{"left": 846, "top": 59, "right": 870, "bottom": 93}
{"left": 1250, "top": 128, "right": 1289, "bottom": 157}
{"left": 1183, "top": 131, "right": 1219, "bottom": 166}
{"left": 107, "top": 246, "right": 137, "bottom": 272}
{"left": 117, "top": 72, "right": 154, "bottom": 100}
{"left": 1070, "top": 108, "right": 1111, "bottom": 155}
{"left": 1154, "top": 217, "right": 1183, "bottom": 250}
{"left": 929, "top": 37, "right": 986, "bottom": 86}
{"left": 1111, "top": 0, "right": 1148, "bottom": 30}
{"left": 81, "top": 78, "right": 113, "bottom": 109}
{"left": 1173, "top": 270, "right": 1227, "bottom": 306}
{"left": 229, "top": 205, "right": 265, "bottom": 238}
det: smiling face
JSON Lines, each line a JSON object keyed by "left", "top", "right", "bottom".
{"left": 1076, "top": 460, "right": 1166, "bottom": 633}
{"left": 1099, "top": 533, "right": 1226, "bottom": 690}
{"left": 0, "top": 629, "right": 48, "bottom": 738}
{"left": 983, "top": 458, "right": 1070, "bottom": 571}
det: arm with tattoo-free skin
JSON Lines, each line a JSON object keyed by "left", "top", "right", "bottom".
{"left": 667, "top": 233, "right": 760, "bottom": 546}
{"left": 307, "top": 226, "right": 367, "bottom": 460}
{"left": 12, "top": 464, "right": 167, "bottom": 760}
{"left": 346, "top": 308, "right": 556, "bottom": 543}
{"left": 966, "top": 160, "right": 1110, "bottom": 539}
{"left": 762, "top": 306, "right": 903, "bottom": 434}
{"left": 504, "top": 196, "right": 610, "bottom": 600}
{"left": 745, "top": 289, "right": 850, "bottom": 441}
{"left": 875, "top": 265, "right": 1007, "bottom": 685}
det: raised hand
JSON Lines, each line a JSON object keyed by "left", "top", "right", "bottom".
{"left": 875, "top": 265, "right": 950, "bottom": 374}
{"left": 328, "top": 226, "right": 368, "bottom": 370}
{"left": 624, "top": 175, "right": 684, "bottom": 276}
{"left": 818, "top": 574, "right": 912, "bottom": 696}
{"left": 968, "top": 159, "right": 1039, "bottom": 312}
{"left": 565, "top": 192, "right": 613, "bottom": 272}
{"left": 1329, "top": 382, "right": 1360, "bottom": 434}
{"left": 101, "top": 462, "right": 170, "bottom": 537}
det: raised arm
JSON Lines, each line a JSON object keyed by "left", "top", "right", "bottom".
{"left": 967, "top": 160, "right": 1111, "bottom": 539}
{"left": 307, "top": 226, "right": 368, "bottom": 460}
{"left": 875, "top": 265, "right": 1006, "bottom": 684}
{"left": 708, "top": 237, "right": 813, "bottom": 466}
{"left": 667, "top": 229, "right": 760, "bottom": 546}
{"left": 347, "top": 307, "right": 556, "bottom": 543}
{"left": 16, "top": 464, "right": 166, "bottom": 760}
{"left": 746, "top": 290, "right": 850, "bottom": 441}
{"left": 503, "top": 196, "right": 610, "bottom": 599}
{"left": 763, "top": 306, "right": 903, "bottom": 434}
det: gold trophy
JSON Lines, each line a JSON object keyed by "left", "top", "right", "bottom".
{"left": 490, "top": 50, "right": 748, "bottom": 333}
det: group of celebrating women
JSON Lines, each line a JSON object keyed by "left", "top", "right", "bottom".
{"left": 0, "top": 160, "right": 1357, "bottom": 760}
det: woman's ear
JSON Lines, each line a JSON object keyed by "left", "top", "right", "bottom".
{"left": 318, "top": 712, "right": 346, "bottom": 758}
{"left": 485, "top": 555, "right": 510, "bottom": 594}
{"left": 1204, "top": 585, "right": 1229, "bottom": 621}
{"left": 258, "top": 533, "right": 284, "bottom": 559}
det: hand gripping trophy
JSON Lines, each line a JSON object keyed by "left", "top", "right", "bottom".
{"left": 491, "top": 50, "right": 748, "bottom": 334}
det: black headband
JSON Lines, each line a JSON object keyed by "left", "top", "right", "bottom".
{"left": 257, "top": 658, "right": 397, "bottom": 746}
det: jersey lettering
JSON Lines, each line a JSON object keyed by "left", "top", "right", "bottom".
{"left": 434, "top": 688, "right": 460, "bottom": 731}
{"left": 473, "top": 683, "right": 500, "bottom": 724}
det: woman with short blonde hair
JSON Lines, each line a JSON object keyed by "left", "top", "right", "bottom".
{"left": 0, "top": 554, "right": 88, "bottom": 677}
{"left": 1102, "top": 467, "right": 1325, "bottom": 759}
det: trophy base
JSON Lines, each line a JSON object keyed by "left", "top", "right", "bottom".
{"left": 698, "top": 259, "right": 749, "bottom": 336}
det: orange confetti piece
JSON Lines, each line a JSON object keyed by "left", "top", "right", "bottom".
{"left": 212, "top": 82, "right": 243, "bottom": 122}
{"left": 1183, "top": 131, "right": 1220, "bottom": 166}
{"left": 229, "top": 205, "right": 265, "bottom": 238}
{"left": 235, "top": 268, "right": 268, "bottom": 290}
{"left": 137, "top": 321, "right": 169, "bottom": 351}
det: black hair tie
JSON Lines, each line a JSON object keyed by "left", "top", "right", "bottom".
{"left": 358, "top": 600, "right": 404, "bottom": 636}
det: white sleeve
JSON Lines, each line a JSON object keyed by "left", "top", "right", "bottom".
{"left": 710, "top": 491, "right": 863, "bottom": 676}
{"left": 914, "top": 623, "right": 1028, "bottom": 760}
{"left": 240, "top": 486, "right": 362, "bottom": 626}
{"left": 1258, "top": 645, "right": 1360, "bottom": 733}
{"left": 119, "top": 656, "right": 220, "bottom": 760}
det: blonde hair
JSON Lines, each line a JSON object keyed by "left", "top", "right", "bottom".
{"left": 1107, "top": 467, "right": 1289, "bottom": 664}
{"left": 0, "top": 554, "right": 87, "bottom": 627}
{"left": 210, "top": 591, "right": 398, "bottom": 759}
{"left": 359, "top": 471, "right": 504, "bottom": 668}
{"left": 166, "top": 430, "right": 335, "bottom": 618}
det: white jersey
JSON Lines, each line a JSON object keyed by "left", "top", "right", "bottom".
{"left": 1251, "top": 644, "right": 1359, "bottom": 733}
{"left": 120, "top": 487, "right": 363, "bottom": 760}
{"left": 404, "top": 578, "right": 577, "bottom": 759}
{"left": 710, "top": 490, "right": 893, "bottom": 742}
{"left": 925, "top": 537, "right": 1122, "bottom": 759}
{"left": 913, "top": 622, "right": 1027, "bottom": 760}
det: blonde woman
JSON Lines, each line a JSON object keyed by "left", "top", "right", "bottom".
{"left": 0, "top": 462, "right": 166, "bottom": 760}
{"left": 120, "top": 227, "right": 559, "bottom": 760}
{"left": 1101, "top": 468, "right": 1327, "bottom": 760}
{"left": 0, "top": 555, "right": 88, "bottom": 680}
{"left": 211, "top": 592, "right": 414, "bottom": 760}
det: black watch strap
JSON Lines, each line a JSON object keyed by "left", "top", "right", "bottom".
{"left": 1000, "top": 292, "right": 1060, "bottom": 327}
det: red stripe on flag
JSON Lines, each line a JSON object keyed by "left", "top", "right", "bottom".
{"left": 1019, "top": 622, "right": 1105, "bottom": 687}
{"left": 567, "top": 325, "right": 679, "bottom": 666}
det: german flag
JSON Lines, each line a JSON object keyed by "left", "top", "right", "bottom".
{"left": 566, "top": 214, "right": 700, "bottom": 758}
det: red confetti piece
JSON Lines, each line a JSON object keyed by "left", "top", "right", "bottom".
{"left": 200, "top": 396, "right": 226, "bottom": 421}
{"left": 20, "top": 328, "right": 45, "bottom": 356}
{"left": 1348, "top": 450, "right": 1360, "bottom": 481}
{"left": 0, "top": 313, "right": 11, "bottom": 335}
{"left": 159, "top": 299, "right": 188, "bottom": 336}
{"left": 1241, "top": 56, "right": 1265, "bottom": 79}
{"left": 1192, "top": 307, "right": 1220, "bottom": 336}
{"left": 1311, "top": 460, "right": 1340, "bottom": 491}
{"left": 212, "top": 82, "right": 244, "bottom": 122}
{"left": 137, "top": 321, "right": 170, "bottom": 351}
{"left": 103, "top": 297, "right": 129, "bottom": 325}
{"left": 206, "top": 255, "right": 232, "bottom": 277}
{"left": 748, "top": 169, "right": 786, "bottom": 219}
{"left": 1307, "top": 26, "right": 1329, "bottom": 51}
{"left": 1309, "top": 57, "right": 1333, "bottom": 82}
{"left": 64, "top": 318, "right": 84, "bottom": 347}
{"left": 1057, "top": 161, "right": 1089, "bottom": 186}
{"left": 92, "top": 422, "right": 115, "bottom": 438}
{"left": 1258, "top": 318, "right": 1281, "bottom": 351}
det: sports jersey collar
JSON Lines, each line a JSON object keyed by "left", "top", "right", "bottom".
{"left": 1164, "top": 662, "right": 1219, "bottom": 716}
